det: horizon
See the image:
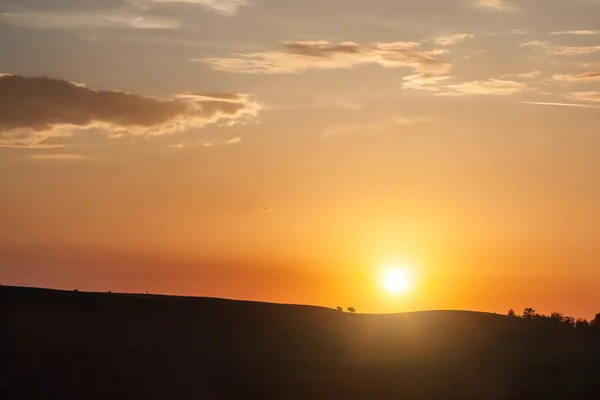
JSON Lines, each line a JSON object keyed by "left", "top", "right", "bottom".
{"left": 2, "top": 283, "right": 596, "bottom": 321}
{"left": 2, "top": 0, "right": 600, "bottom": 320}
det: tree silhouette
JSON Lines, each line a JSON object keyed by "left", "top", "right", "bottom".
{"left": 576, "top": 319, "right": 590, "bottom": 329}
{"left": 348, "top": 307, "right": 356, "bottom": 313}
{"left": 522, "top": 308, "right": 536, "bottom": 319}
{"left": 336, "top": 306, "right": 343, "bottom": 312}
{"left": 550, "top": 312, "right": 564, "bottom": 324}
{"left": 507, "top": 309, "right": 517, "bottom": 317}
{"left": 592, "top": 314, "right": 600, "bottom": 328}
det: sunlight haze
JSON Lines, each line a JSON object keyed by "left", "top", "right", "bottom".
{"left": 1, "top": 0, "right": 600, "bottom": 318}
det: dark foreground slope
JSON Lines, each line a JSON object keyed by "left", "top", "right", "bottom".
{"left": 2, "top": 286, "right": 600, "bottom": 399}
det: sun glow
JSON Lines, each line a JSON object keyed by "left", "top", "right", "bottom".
{"left": 382, "top": 268, "right": 411, "bottom": 294}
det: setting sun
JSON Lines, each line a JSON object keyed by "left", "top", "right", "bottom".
{"left": 383, "top": 269, "right": 410, "bottom": 294}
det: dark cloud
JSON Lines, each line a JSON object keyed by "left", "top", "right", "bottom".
{"left": 579, "top": 71, "right": 600, "bottom": 80}
{"left": 0, "top": 0, "right": 126, "bottom": 13}
{"left": 0, "top": 73, "right": 260, "bottom": 147}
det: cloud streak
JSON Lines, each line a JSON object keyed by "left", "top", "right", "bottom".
{"left": 434, "top": 33, "right": 475, "bottom": 46}
{"left": 197, "top": 40, "right": 451, "bottom": 77}
{"left": 523, "top": 101, "right": 600, "bottom": 109}
{"left": 567, "top": 92, "right": 600, "bottom": 103}
{"left": 444, "top": 79, "right": 530, "bottom": 96}
{"left": 323, "top": 116, "right": 431, "bottom": 139}
{"left": 521, "top": 41, "right": 600, "bottom": 56}
{"left": 26, "top": 154, "right": 90, "bottom": 161}
{"left": 552, "top": 71, "right": 600, "bottom": 83}
{"left": 0, "top": 74, "right": 260, "bottom": 148}
{"left": 149, "top": 0, "right": 250, "bottom": 15}
{"left": 0, "top": 12, "right": 180, "bottom": 30}
{"left": 550, "top": 30, "right": 600, "bottom": 36}
{"left": 474, "top": 0, "right": 517, "bottom": 13}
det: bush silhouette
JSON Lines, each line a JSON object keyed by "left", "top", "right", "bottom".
{"left": 347, "top": 307, "right": 356, "bottom": 313}
{"left": 336, "top": 306, "right": 343, "bottom": 312}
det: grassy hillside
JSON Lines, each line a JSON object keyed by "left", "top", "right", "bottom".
{"left": 2, "top": 285, "right": 600, "bottom": 399}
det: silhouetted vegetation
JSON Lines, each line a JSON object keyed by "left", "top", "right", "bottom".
{"left": 508, "top": 307, "right": 599, "bottom": 334}
{"left": 4, "top": 286, "right": 600, "bottom": 400}
{"left": 336, "top": 306, "right": 343, "bottom": 312}
{"left": 347, "top": 307, "right": 356, "bottom": 313}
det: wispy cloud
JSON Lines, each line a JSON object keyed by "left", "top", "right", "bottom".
{"left": 474, "top": 0, "right": 517, "bottom": 13}
{"left": 169, "top": 136, "right": 243, "bottom": 149}
{"left": 149, "top": 0, "right": 250, "bottom": 15}
{"left": 323, "top": 116, "right": 431, "bottom": 139}
{"left": 444, "top": 79, "right": 530, "bottom": 96}
{"left": 226, "top": 137, "right": 242, "bottom": 144}
{"left": 551, "top": 71, "right": 600, "bottom": 83}
{"left": 197, "top": 40, "right": 451, "bottom": 77}
{"left": 567, "top": 91, "right": 600, "bottom": 103}
{"left": 549, "top": 30, "right": 600, "bottom": 36}
{"left": 501, "top": 71, "right": 542, "bottom": 79}
{"left": 402, "top": 74, "right": 452, "bottom": 92}
{"left": 523, "top": 101, "right": 600, "bottom": 109}
{"left": 521, "top": 41, "right": 600, "bottom": 55}
{"left": 434, "top": 33, "right": 475, "bottom": 46}
{"left": 0, "top": 12, "right": 180, "bottom": 30}
{"left": 264, "top": 97, "right": 363, "bottom": 111}
{"left": 26, "top": 154, "right": 90, "bottom": 161}
{"left": 0, "top": 74, "right": 260, "bottom": 148}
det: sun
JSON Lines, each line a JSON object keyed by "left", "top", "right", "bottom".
{"left": 383, "top": 269, "right": 410, "bottom": 294}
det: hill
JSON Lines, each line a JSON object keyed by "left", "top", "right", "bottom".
{"left": 2, "top": 285, "right": 600, "bottom": 399}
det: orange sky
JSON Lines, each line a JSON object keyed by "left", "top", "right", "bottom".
{"left": 1, "top": 0, "right": 600, "bottom": 319}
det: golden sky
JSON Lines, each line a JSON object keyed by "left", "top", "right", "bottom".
{"left": 1, "top": 0, "right": 600, "bottom": 318}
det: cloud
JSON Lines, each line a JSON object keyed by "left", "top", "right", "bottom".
{"left": 149, "top": 0, "right": 249, "bottom": 15}
{"left": 226, "top": 137, "right": 242, "bottom": 144}
{"left": 0, "top": 12, "right": 180, "bottom": 30}
{"left": 434, "top": 33, "right": 475, "bottom": 46}
{"left": 551, "top": 71, "right": 600, "bottom": 83}
{"left": 474, "top": 0, "right": 517, "bottom": 12}
{"left": 520, "top": 41, "right": 600, "bottom": 55}
{"left": 402, "top": 74, "right": 452, "bottom": 91}
{"left": 323, "top": 116, "right": 431, "bottom": 139}
{"left": 567, "top": 92, "right": 600, "bottom": 103}
{"left": 0, "top": 74, "right": 260, "bottom": 148}
{"left": 444, "top": 79, "right": 530, "bottom": 96}
{"left": 169, "top": 136, "right": 242, "bottom": 149}
{"left": 26, "top": 154, "right": 90, "bottom": 161}
{"left": 264, "top": 96, "right": 363, "bottom": 111}
{"left": 501, "top": 71, "right": 541, "bottom": 79}
{"left": 197, "top": 40, "right": 451, "bottom": 77}
{"left": 523, "top": 101, "right": 600, "bottom": 109}
{"left": 550, "top": 30, "right": 600, "bottom": 36}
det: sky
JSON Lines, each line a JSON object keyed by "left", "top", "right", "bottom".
{"left": 1, "top": 0, "right": 600, "bottom": 318}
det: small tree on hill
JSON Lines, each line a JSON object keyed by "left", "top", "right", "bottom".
{"left": 336, "top": 306, "right": 344, "bottom": 312}
{"left": 507, "top": 309, "right": 517, "bottom": 317}
{"left": 348, "top": 307, "right": 356, "bottom": 313}
{"left": 522, "top": 308, "right": 536, "bottom": 319}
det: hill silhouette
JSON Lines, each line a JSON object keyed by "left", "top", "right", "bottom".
{"left": 2, "top": 285, "right": 600, "bottom": 399}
